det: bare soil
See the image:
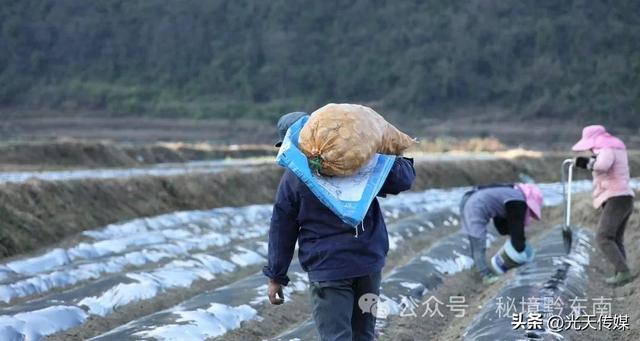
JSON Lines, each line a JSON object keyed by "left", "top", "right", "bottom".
{"left": 379, "top": 218, "right": 550, "bottom": 341}
{"left": 43, "top": 190, "right": 640, "bottom": 341}
{"left": 0, "top": 154, "right": 604, "bottom": 260}
{"left": 4, "top": 157, "right": 638, "bottom": 340}
{"left": 210, "top": 218, "right": 459, "bottom": 341}
{"left": 381, "top": 193, "right": 640, "bottom": 340}
{"left": 411, "top": 114, "right": 640, "bottom": 151}
{"left": 0, "top": 117, "right": 278, "bottom": 145}
{"left": 561, "top": 193, "right": 640, "bottom": 341}
{"left": 3, "top": 153, "right": 640, "bottom": 260}
{"left": 0, "top": 140, "right": 276, "bottom": 171}
{"left": 2, "top": 116, "right": 640, "bottom": 151}
{"left": 47, "top": 266, "right": 261, "bottom": 341}
{"left": 0, "top": 164, "right": 284, "bottom": 258}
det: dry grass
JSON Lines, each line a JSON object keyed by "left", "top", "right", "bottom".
{"left": 409, "top": 137, "right": 507, "bottom": 153}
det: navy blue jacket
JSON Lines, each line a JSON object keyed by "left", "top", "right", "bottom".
{"left": 263, "top": 157, "right": 415, "bottom": 285}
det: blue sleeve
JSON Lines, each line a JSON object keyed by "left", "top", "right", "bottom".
{"left": 262, "top": 172, "right": 300, "bottom": 286}
{"left": 379, "top": 157, "right": 416, "bottom": 196}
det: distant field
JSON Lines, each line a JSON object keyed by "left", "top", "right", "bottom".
{"left": 0, "top": 117, "right": 277, "bottom": 145}
{"left": 2, "top": 116, "right": 638, "bottom": 151}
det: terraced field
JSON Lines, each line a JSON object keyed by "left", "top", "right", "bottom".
{"left": 0, "top": 168, "right": 626, "bottom": 341}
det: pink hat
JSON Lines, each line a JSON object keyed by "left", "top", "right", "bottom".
{"left": 572, "top": 125, "right": 625, "bottom": 151}
{"left": 516, "top": 183, "right": 543, "bottom": 221}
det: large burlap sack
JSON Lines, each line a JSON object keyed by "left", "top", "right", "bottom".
{"left": 299, "top": 103, "right": 414, "bottom": 176}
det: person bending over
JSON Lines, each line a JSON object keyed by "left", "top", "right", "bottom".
{"left": 460, "top": 183, "right": 543, "bottom": 285}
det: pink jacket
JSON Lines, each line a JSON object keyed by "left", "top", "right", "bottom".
{"left": 591, "top": 148, "right": 634, "bottom": 208}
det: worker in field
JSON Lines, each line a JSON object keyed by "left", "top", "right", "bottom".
{"left": 460, "top": 183, "right": 543, "bottom": 285}
{"left": 572, "top": 125, "right": 636, "bottom": 285}
{"left": 263, "top": 112, "right": 416, "bottom": 341}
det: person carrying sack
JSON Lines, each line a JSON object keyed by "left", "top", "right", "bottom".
{"left": 572, "top": 125, "right": 636, "bottom": 286}
{"left": 459, "top": 183, "right": 543, "bottom": 285}
{"left": 264, "top": 112, "right": 416, "bottom": 341}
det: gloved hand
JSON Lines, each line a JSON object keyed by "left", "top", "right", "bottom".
{"left": 575, "top": 156, "right": 595, "bottom": 170}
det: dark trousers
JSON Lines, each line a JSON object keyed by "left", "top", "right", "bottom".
{"left": 309, "top": 272, "right": 381, "bottom": 341}
{"left": 596, "top": 195, "right": 634, "bottom": 273}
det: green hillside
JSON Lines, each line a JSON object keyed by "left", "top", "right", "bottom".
{"left": 1, "top": 0, "right": 639, "bottom": 125}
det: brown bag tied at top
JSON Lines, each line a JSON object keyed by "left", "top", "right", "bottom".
{"left": 298, "top": 103, "right": 414, "bottom": 176}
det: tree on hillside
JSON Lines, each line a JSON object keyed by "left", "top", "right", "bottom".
{"left": 0, "top": 0, "right": 638, "bottom": 127}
